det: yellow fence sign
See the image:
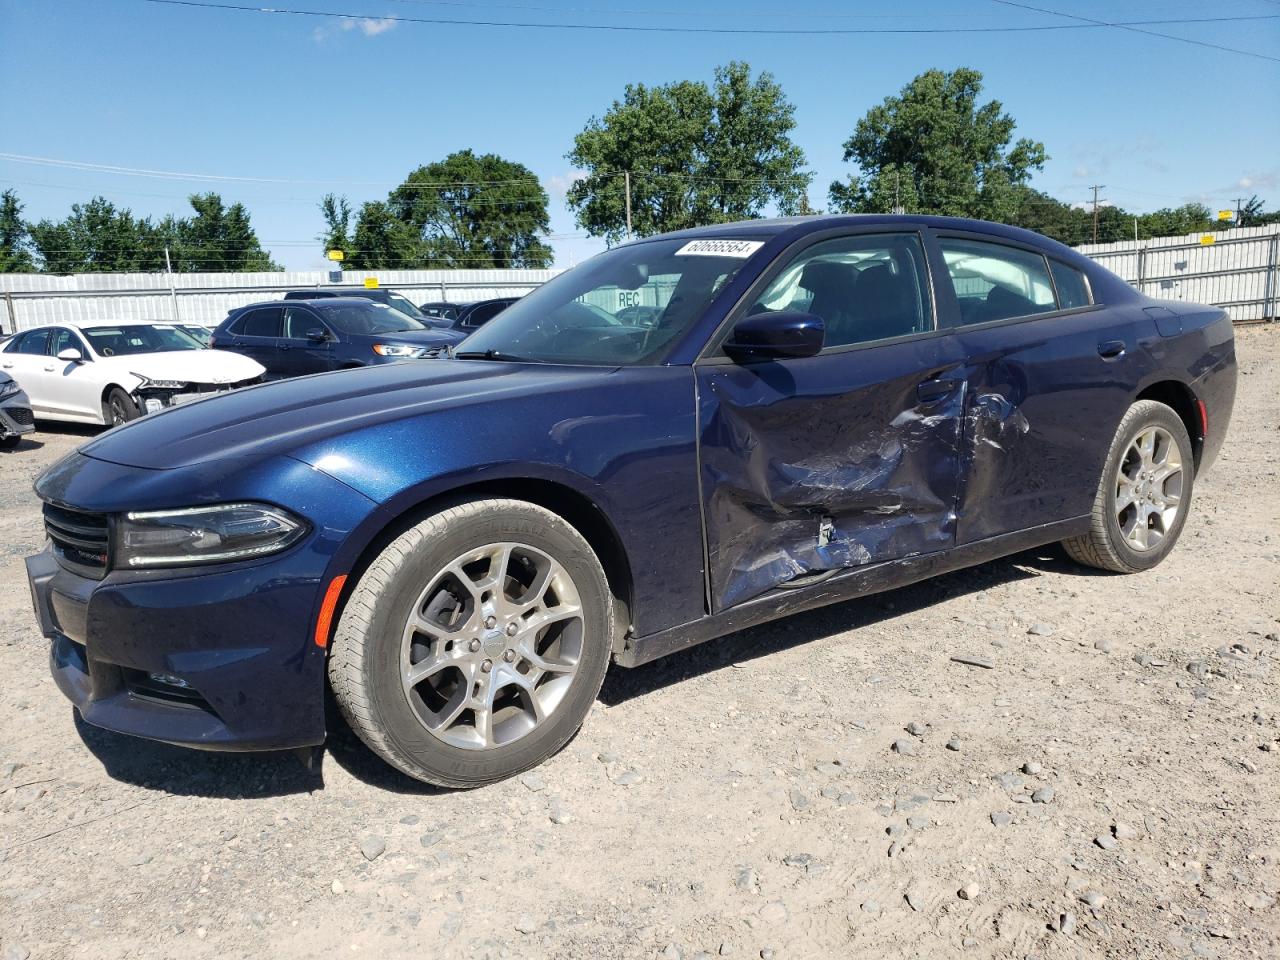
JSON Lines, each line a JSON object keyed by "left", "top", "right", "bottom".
{"left": 1200, "top": 235, "right": 1216, "bottom": 246}
{"left": 327, "top": 249, "right": 344, "bottom": 261}
{"left": 1217, "top": 210, "right": 1233, "bottom": 222}
{"left": 364, "top": 277, "right": 379, "bottom": 289}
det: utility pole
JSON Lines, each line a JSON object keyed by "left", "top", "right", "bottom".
{"left": 624, "top": 171, "right": 633, "bottom": 241}
{"left": 163, "top": 245, "right": 180, "bottom": 322}
{"left": 1232, "top": 197, "right": 1246, "bottom": 226}
{"left": 1090, "top": 185, "right": 1106, "bottom": 244}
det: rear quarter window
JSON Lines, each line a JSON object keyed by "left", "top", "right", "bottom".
{"left": 1050, "top": 260, "right": 1093, "bottom": 309}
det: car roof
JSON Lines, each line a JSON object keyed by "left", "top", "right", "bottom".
{"left": 18, "top": 319, "right": 185, "bottom": 331}
{"left": 632, "top": 213, "right": 1080, "bottom": 257}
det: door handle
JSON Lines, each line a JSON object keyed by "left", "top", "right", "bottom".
{"left": 1097, "top": 340, "right": 1126, "bottom": 360}
{"left": 44, "top": 365, "right": 56, "bottom": 372}
{"left": 917, "top": 377, "right": 963, "bottom": 404}
{"left": 1, "top": 362, "right": 13, "bottom": 369}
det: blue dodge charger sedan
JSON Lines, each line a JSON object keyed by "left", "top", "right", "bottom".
{"left": 26, "top": 215, "right": 1236, "bottom": 787}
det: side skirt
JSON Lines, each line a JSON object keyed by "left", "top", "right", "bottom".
{"left": 614, "top": 516, "right": 1088, "bottom": 668}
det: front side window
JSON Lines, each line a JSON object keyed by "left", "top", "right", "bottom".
{"left": 939, "top": 237, "right": 1057, "bottom": 325}
{"left": 1050, "top": 260, "right": 1093, "bottom": 309}
{"left": 458, "top": 238, "right": 753, "bottom": 365}
{"left": 81, "top": 324, "right": 203, "bottom": 357}
{"left": 746, "top": 233, "right": 933, "bottom": 348}
{"left": 50, "top": 328, "right": 87, "bottom": 357}
{"left": 283, "top": 307, "right": 324, "bottom": 340}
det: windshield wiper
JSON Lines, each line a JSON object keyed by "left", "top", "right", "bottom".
{"left": 453, "top": 349, "right": 544, "bottom": 363}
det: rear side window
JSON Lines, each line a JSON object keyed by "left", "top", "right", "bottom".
{"left": 1050, "top": 260, "right": 1092, "bottom": 309}
{"left": 939, "top": 238, "right": 1057, "bottom": 325}
{"left": 232, "top": 308, "right": 282, "bottom": 338}
{"left": 12, "top": 329, "right": 51, "bottom": 355}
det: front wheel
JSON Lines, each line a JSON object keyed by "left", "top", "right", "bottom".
{"left": 102, "top": 387, "right": 139, "bottom": 426}
{"left": 328, "top": 498, "right": 614, "bottom": 787}
{"left": 1062, "top": 399, "right": 1195, "bottom": 573}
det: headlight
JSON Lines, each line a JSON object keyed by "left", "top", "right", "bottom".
{"left": 116, "top": 503, "right": 308, "bottom": 568}
{"left": 372, "top": 344, "right": 425, "bottom": 358}
{"left": 0, "top": 380, "right": 20, "bottom": 401}
{"left": 131, "top": 373, "right": 189, "bottom": 390}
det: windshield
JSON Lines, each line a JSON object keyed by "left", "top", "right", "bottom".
{"left": 457, "top": 238, "right": 754, "bottom": 365}
{"left": 386, "top": 292, "right": 428, "bottom": 321}
{"left": 317, "top": 301, "right": 428, "bottom": 335}
{"left": 83, "top": 323, "right": 204, "bottom": 356}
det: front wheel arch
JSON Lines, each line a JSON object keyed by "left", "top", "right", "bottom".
{"left": 328, "top": 479, "right": 634, "bottom": 656}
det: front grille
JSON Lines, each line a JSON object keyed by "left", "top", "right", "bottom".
{"left": 43, "top": 504, "right": 110, "bottom": 579}
{"left": 5, "top": 406, "right": 34, "bottom": 427}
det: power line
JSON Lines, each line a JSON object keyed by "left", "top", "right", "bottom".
{"left": 135, "top": 0, "right": 1280, "bottom": 39}
{"left": 988, "top": 0, "right": 1280, "bottom": 63}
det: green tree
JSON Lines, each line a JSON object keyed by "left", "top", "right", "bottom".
{"left": 567, "top": 61, "right": 811, "bottom": 243}
{"left": 829, "top": 67, "right": 1046, "bottom": 221}
{"left": 388, "top": 150, "right": 553, "bottom": 268}
{"left": 173, "top": 193, "right": 280, "bottom": 272}
{"left": 29, "top": 197, "right": 166, "bottom": 273}
{"left": 318, "top": 193, "right": 352, "bottom": 257}
{"left": 0, "top": 189, "right": 35, "bottom": 272}
{"left": 1237, "top": 195, "right": 1265, "bottom": 227}
{"left": 349, "top": 200, "right": 421, "bottom": 270}
{"left": 1135, "top": 203, "right": 1213, "bottom": 240}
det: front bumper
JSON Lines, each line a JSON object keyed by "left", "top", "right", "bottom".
{"left": 26, "top": 450, "right": 376, "bottom": 752}
{"left": 27, "top": 547, "right": 330, "bottom": 751}
{"left": 1, "top": 400, "right": 35, "bottom": 438}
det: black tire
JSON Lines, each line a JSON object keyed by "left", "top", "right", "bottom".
{"left": 1062, "top": 399, "right": 1195, "bottom": 573}
{"left": 0, "top": 434, "right": 20, "bottom": 450}
{"left": 328, "top": 498, "right": 614, "bottom": 787}
{"left": 103, "top": 387, "right": 139, "bottom": 426}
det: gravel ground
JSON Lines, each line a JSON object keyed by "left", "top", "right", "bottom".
{"left": 1, "top": 327, "right": 1277, "bottom": 960}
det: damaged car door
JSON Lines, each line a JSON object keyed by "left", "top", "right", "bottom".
{"left": 696, "top": 229, "right": 967, "bottom": 610}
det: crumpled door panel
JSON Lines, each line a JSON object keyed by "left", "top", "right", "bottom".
{"left": 697, "top": 340, "right": 967, "bottom": 611}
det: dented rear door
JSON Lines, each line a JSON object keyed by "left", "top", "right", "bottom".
{"left": 695, "top": 228, "right": 968, "bottom": 611}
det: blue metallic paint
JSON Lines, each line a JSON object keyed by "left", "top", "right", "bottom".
{"left": 25, "top": 215, "right": 1237, "bottom": 753}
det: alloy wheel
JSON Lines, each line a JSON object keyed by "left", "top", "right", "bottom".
{"left": 400, "top": 542, "right": 584, "bottom": 750}
{"left": 1114, "top": 425, "right": 1183, "bottom": 551}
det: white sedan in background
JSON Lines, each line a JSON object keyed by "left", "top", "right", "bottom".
{"left": 0, "top": 320, "right": 265, "bottom": 426}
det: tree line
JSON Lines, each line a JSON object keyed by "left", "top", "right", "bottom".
{"left": 2, "top": 64, "right": 1276, "bottom": 274}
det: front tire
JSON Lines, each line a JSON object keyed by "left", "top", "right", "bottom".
{"left": 1062, "top": 399, "right": 1195, "bottom": 573}
{"left": 103, "top": 387, "right": 139, "bottom": 426}
{"left": 328, "top": 499, "right": 614, "bottom": 787}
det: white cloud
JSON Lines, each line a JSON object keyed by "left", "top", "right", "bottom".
{"left": 313, "top": 16, "right": 397, "bottom": 42}
{"left": 545, "top": 170, "right": 588, "bottom": 199}
{"left": 347, "top": 17, "right": 396, "bottom": 36}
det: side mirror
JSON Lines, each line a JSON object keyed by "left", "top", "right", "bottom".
{"left": 57, "top": 347, "right": 84, "bottom": 363}
{"left": 306, "top": 328, "right": 330, "bottom": 343}
{"left": 724, "top": 310, "right": 824, "bottom": 363}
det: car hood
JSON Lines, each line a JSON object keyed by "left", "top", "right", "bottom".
{"left": 348, "top": 328, "right": 466, "bottom": 346}
{"left": 79, "top": 360, "right": 618, "bottom": 470}
{"left": 110, "top": 350, "right": 265, "bottom": 384}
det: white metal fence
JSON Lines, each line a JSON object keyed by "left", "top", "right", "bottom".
{"left": 0, "top": 268, "right": 562, "bottom": 333}
{"left": 1076, "top": 224, "right": 1279, "bottom": 323}
{"left": 3, "top": 225, "right": 1278, "bottom": 334}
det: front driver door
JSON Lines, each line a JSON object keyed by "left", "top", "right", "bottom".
{"left": 281, "top": 306, "right": 335, "bottom": 375}
{"left": 695, "top": 229, "right": 968, "bottom": 611}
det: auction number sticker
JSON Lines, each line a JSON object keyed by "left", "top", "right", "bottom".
{"left": 674, "top": 239, "right": 764, "bottom": 258}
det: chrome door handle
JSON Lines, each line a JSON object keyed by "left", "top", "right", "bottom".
{"left": 1097, "top": 340, "right": 1126, "bottom": 360}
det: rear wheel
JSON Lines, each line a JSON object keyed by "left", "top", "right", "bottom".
{"left": 103, "top": 387, "right": 139, "bottom": 426}
{"left": 1062, "top": 399, "right": 1194, "bottom": 572}
{"left": 328, "top": 499, "right": 614, "bottom": 787}
{"left": 0, "top": 434, "right": 20, "bottom": 450}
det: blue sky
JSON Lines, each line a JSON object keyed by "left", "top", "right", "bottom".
{"left": 1, "top": 0, "right": 1277, "bottom": 271}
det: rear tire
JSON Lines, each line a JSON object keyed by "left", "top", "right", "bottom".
{"left": 1062, "top": 399, "right": 1194, "bottom": 573}
{"left": 328, "top": 498, "right": 614, "bottom": 787}
{"left": 0, "top": 434, "right": 20, "bottom": 450}
{"left": 103, "top": 387, "right": 139, "bottom": 426}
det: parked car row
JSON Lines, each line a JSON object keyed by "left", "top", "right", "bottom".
{"left": 0, "top": 289, "right": 522, "bottom": 431}
{"left": 22, "top": 214, "right": 1236, "bottom": 787}
{"left": 0, "top": 370, "right": 35, "bottom": 448}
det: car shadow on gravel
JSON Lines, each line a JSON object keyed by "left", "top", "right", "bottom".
{"left": 74, "top": 713, "right": 326, "bottom": 799}
{"left": 599, "top": 545, "right": 1078, "bottom": 707}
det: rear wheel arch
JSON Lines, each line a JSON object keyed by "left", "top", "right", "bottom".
{"left": 332, "top": 478, "right": 634, "bottom": 654}
{"left": 1135, "top": 379, "right": 1202, "bottom": 468}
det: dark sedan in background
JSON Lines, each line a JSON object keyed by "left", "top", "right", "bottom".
{"left": 421, "top": 297, "right": 521, "bottom": 332}
{"left": 210, "top": 297, "right": 464, "bottom": 377}
{"left": 26, "top": 215, "right": 1234, "bottom": 789}
{"left": 282, "top": 287, "right": 454, "bottom": 329}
